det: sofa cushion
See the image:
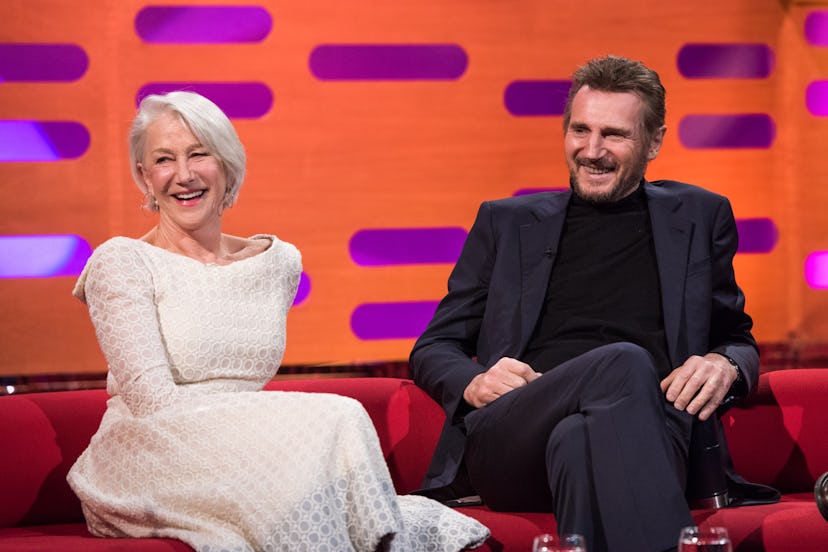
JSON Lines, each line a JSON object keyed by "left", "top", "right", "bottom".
{"left": 722, "top": 369, "right": 828, "bottom": 493}
{"left": 456, "top": 507, "right": 558, "bottom": 551}
{"left": 696, "top": 493, "right": 826, "bottom": 552}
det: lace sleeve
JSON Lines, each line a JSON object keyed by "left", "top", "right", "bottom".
{"left": 76, "top": 239, "right": 183, "bottom": 417}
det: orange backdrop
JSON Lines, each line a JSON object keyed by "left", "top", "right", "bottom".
{"left": 2, "top": 0, "right": 828, "bottom": 376}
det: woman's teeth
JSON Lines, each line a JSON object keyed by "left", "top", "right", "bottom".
{"left": 174, "top": 190, "right": 204, "bottom": 200}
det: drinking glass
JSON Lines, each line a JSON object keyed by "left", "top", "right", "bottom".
{"left": 677, "top": 526, "right": 732, "bottom": 552}
{"left": 532, "top": 533, "right": 586, "bottom": 552}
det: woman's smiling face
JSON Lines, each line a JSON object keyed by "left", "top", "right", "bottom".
{"left": 138, "top": 110, "right": 228, "bottom": 232}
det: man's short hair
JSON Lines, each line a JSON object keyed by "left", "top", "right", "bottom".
{"left": 562, "top": 56, "right": 666, "bottom": 139}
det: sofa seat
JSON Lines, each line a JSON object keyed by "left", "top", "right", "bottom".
{"left": 1, "top": 369, "right": 827, "bottom": 551}
{"left": 0, "top": 524, "right": 190, "bottom": 551}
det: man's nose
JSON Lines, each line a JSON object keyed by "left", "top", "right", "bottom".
{"left": 584, "top": 134, "right": 605, "bottom": 158}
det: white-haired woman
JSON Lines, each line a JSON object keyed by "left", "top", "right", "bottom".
{"left": 68, "top": 91, "right": 488, "bottom": 552}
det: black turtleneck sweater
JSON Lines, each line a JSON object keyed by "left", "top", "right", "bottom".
{"left": 522, "top": 185, "right": 672, "bottom": 378}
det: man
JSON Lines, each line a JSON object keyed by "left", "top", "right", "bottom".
{"left": 410, "top": 56, "right": 765, "bottom": 552}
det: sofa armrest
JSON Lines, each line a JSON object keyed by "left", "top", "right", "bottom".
{"left": 0, "top": 389, "right": 108, "bottom": 528}
{"left": 722, "top": 368, "right": 828, "bottom": 493}
{"left": 265, "top": 378, "right": 445, "bottom": 493}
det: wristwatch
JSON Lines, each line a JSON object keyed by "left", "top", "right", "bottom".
{"left": 720, "top": 354, "right": 742, "bottom": 384}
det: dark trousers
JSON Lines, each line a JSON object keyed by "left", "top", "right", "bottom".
{"left": 463, "top": 342, "right": 695, "bottom": 552}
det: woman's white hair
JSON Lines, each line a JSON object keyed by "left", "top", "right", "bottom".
{"left": 128, "top": 91, "right": 246, "bottom": 211}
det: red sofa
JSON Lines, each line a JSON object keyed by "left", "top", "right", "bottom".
{"left": 1, "top": 369, "right": 827, "bottom": 551}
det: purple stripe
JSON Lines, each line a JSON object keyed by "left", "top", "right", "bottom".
{"left": 504, "top": 80, "right": 571, "bottom": 116}
{"left": 677, "top": 44, "right": 773, "bottom": 79}
{"left": 38, "top": 122, "right": 91, "bottom": 158}
{"left": 136, "top": 82, "right": 273, "bottom": 119}
{"left": 134, "top": 6, "right": 272, "bottom": 44}
{"left": 513, "top": 187, "right": 569, "bottom": 196}
{"left": 805, "top": 81, "right": 828, "bottom": 116}
{"left": 351, "top": 301, "right": 438, "bottom": 340}
{"left": 805, "top": 251, "right": 828, "bottom": 289}
{"left": 293, "top": 272, "right": 311, "bottom": 306}
{"left": 309, "top": 45, "right": 467, "bottom": 81}
{"left": 0, "top": 121, "right": 90, "bottom": 161}
{"left": 0, "top": 44, "right": 88, "bottom": 82}
{"left": 678, "top": 114, "right": 775, "bottom": 149}
{"left": 736, "top": 218, "right": 777, "bottom": 253}
{"left": 805, "top": 11, "right": 828, "bottom": 46}
{"left": 350, "top": 228, "right": 467, "bottom": 266}
{"left": 0, "top": 235, "right": 92, "bottom": 278}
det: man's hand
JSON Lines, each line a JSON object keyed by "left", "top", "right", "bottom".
{"left": 463, "top": 357, "right": 542, "bottom": 408}
{"left": 660, "top": 353, "right": 738, "bottom": 421}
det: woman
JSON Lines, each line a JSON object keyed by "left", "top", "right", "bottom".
{"left": 68, "top": 91, "right": 489, "bottom": 551}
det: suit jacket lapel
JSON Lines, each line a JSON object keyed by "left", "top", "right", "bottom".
{"left": 518, "top": 192, "right": 570, "bottom": 355}
{"left": 646, "top": 184, "right": 693, "bottom": 366}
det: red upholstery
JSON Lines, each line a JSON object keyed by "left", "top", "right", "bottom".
{"left": 1, "top": 371, "right": 826, "bottom": 551}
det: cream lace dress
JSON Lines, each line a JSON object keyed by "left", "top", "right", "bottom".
{"left": 67, "top": 235, "right": 488, "bottom": 552}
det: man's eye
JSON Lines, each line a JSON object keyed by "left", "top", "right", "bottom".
{"left": 155, "top": 156, "right": 171, "bottom": 164}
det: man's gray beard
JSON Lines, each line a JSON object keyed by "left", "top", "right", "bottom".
{"left": 569, "top": 174, "right": 643, "bottom": 204}
{"left": 568, "top": 158, "right": 649, "bottom": 205}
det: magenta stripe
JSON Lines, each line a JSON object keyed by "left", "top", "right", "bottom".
{"left": 503, "top": 80, "right": 571, "bottom": 116}
{"left": 351, "top": 301, "right": 438, "bottom": 340}
{"left": 0, "top": 121, "right": 90, "bottom": 162}
{"left": 309, "top": 44, "right": 467, "bottom": 81}
{"left": 678, "top": 114, "right": 775, "bottom": 149}
{"left": 677, "top": 44, "right": 773, "bottom": 79}
{"left": 805, "top": 11, "right": 828, "bottom": 46}
{"left": 293, "top": 272, "right": 311, "bottom": 306}
{"left": 736, "top": 218, "right": 777, "bottom": 253}
{"left": 805, "top": 81, "right": 828, "bottom": 116}
{"left": 0, "top": 235, "right": 92, "bottom": 278}
{"left": 350, "top": 228, "right": 466, "bottom": 266}
{"left": 805, "top": 251, "right": 828, "bottom": 289}
{"left": 135, "top": 6, "right": 272, "bottom": 44}
{"left": 136, "top": 82, "right": 273, "bottom": 119}
{"left": 0, "top": 44, "right": 88, "bottom": 82}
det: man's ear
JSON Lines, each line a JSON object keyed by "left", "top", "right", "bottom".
{"left": 647, "top": 126, "right": 667, "bottom": 161}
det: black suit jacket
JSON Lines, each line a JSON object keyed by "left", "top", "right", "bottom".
{"left": 410, "top": 180, "right": 760, "bottom": 491}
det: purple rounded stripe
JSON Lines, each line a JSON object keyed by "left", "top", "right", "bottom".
{"left": 0, "top": 121, "right": 90, "bottom": 161}
{"left": 351, "top": 301, "right": 438, "bottom": 340}
{"left": 736, "top": 218, "right": 778, "bottom": 253}
{"left": 513, "top": 187, "right": 568, "bottom": 196}
{"left": 136, "top": 82, "right": 273, "bottom": 119}
{"left": 350, "top": 227, "right": 467, "bottom": 266}
{"left": 0, "top": 44, "right": 88, "bottom": 82}
{"left": 0, "top": 235, "right": 92, "bottom": 278}
{"left": 805, "top": 251, "right": 828, "bottom": 289}
{"left": 678, "top": 114, "right": 775, "bottom": 149}
{"left": 309, "top": 45, "right": 468, "bottom": 81}
{"left": 504, "top": 80, "right": 571, "bottom": 116}
{"left": 135, "top": 6, "right": 272, "bottom": 44}
{"left": 293, "top": 272, "right": 311, "bottom": 306}
{"left": 805, "top": 11, "right": 828, "bottom": 46}
{"left": 805, "top": 81, "right": 828, "bottom": 116}
{"left": 677, "top": 44, "right": 773, "bottom": 79}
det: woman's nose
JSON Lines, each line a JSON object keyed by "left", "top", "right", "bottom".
{"left": 175, "top": 159, "right": 193, "bottom": 183}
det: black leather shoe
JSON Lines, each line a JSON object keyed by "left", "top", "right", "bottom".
{"left": 816, "top": 471, "right": 828, "bottom": 521}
